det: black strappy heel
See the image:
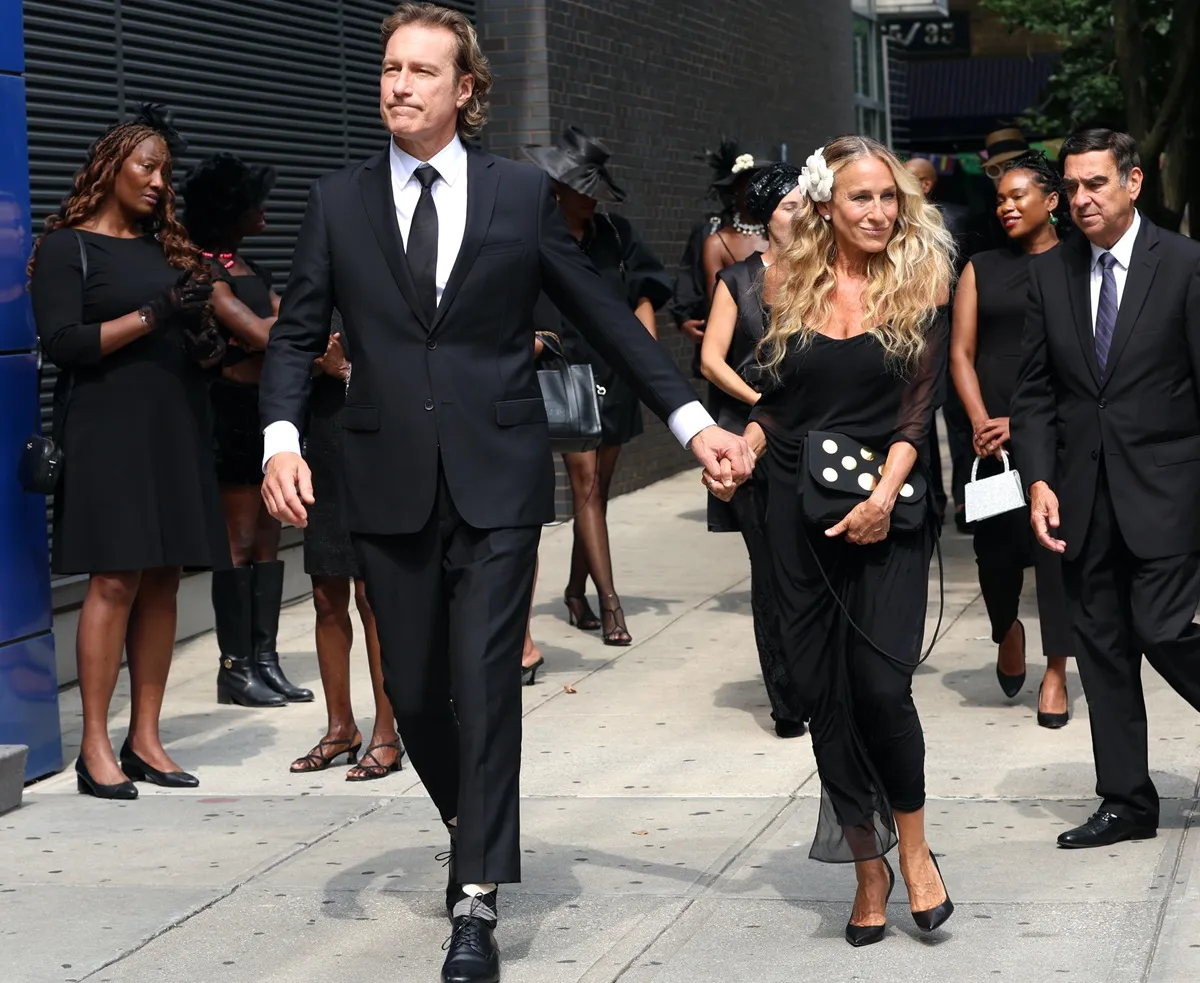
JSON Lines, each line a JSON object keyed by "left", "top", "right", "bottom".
{"left": 289, "top": 735, "right": 362, "bottom": 773}
{"left": 600, "top": 594, "right": 631, "bottom": 647}
{"left": 564, "top": 594, "right": 601, "bottom": 631}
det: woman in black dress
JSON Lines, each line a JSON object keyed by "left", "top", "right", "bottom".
{"left": 711, "top": 136, "right": 955, "bottom": 944}
{"left": 701, "top": 150, "right": 770, "bottom": 301}
{"left": 28, "top": 105, "right": 227, "bottom": 799}
{"left": 289, "top": 332, "right": 404, "bottom": 780}
{"left": 524, "top": 126, "right": 673, "bottom": 645}
{"left": 182, "top": 154, "right": 311, "bottom": 709}
{"left": 950, "top": 151, "right": 1073, "bottom": 727}
{"left": 700, "top": 162, "right": 807, "bottom": 738}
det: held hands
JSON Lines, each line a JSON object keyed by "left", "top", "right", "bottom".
{"left": 973, "top": 416, "right": 1011, "bottom": 459}
{"left": 826, "top": 492, "right": 892, "bottom": 545}
{"left": 1029, "top": 480, "right": 1066, "bottom": 553}
{"left": 262, "top": 452, "right": 315, "bottom": 528}
{"left": 692, "top": 425, "right": 755, "bottom": 496}
{"left": 313, "top": 332, "right": 351, "bottom": 381}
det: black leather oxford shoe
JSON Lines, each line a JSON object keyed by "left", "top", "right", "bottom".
{"left": 1057, "top": 811, "right": 1156, "bottom": 848}
{"left": 442, "top": 894, "right": 500, "bottom": 983}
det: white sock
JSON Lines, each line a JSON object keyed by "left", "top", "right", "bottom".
{"left": 462, "top": 882, "right": 497, "bottom": 897}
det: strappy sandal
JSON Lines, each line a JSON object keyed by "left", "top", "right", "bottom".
{"left": 289, "top": 735, "right": 362, "bottom": 773}
{"left": 564, "top": 593, "right": 601, "bottom": 631}
{"left": 600, "top": 594, "right": 632, "bottom": 647}
{"left": 345, "top": 741, "right": 405, "bottom": 782}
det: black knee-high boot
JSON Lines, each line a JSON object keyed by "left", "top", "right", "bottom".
{"left": 251, "top": 560, "right": 314, "bottom": 702}
{"left": 214, "top": 566, "right": 288, "bottom": 707}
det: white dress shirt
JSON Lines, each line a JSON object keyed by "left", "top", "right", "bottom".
{"left": 262, "top": 138, "right": 714, "bottom": 467}
{"left": 1089, "top": 209, "right": 1141, "bottom": 333}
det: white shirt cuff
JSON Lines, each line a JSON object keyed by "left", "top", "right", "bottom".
{"left": 262, "top": 421, "right": 302, "bottom": 471}
{"left": 667, "top": 400, "right": 715, "bottom": 448}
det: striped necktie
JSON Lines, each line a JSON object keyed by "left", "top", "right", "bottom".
{"left": 1094, "top": 252, "right": 1118, "bottom": 376}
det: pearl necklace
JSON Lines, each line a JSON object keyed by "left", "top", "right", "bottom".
{"left": 732, "top": 215, "right": 765, "bottom": 237}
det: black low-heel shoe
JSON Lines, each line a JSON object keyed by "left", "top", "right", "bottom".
{"left": 845, "top": 856, "right": 895, "bottom": 947}
{"left": 119, "top": 740, "right": 199, "bottom": 789}
{"left": 911, "top": 851, "right": 954, "bottom": 933}
{"left": 996, "top": 620, "right": 1027, "bottom": 699}
{"left": 774, "top": 718, "right": 808, "bottom": 739}
{"left": 75, "top": 757, "right": 138, "bottom": 800}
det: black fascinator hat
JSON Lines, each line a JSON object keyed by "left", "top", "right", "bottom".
{"left": 522, "top": 126, "right": 626, "bottom": 203}
{"left": 710, "top": 139, "right": 771, "bottom": 190}
{"left": 745, "top": 162, "right": 802, "bottom": 227}
{"left": 182, "top": 153, "right": 277, "bottom": 248}
{"left": 92, "top": 102, "right": 189, "bottom": 158}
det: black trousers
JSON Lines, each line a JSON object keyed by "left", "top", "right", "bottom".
{"left": 767, "top": 472, "right": 930, "bottom": 863}
{"left": 973, "top": 499, "right": 1074, "bottom": 656}
{"left": 354, "top": 469, "right": 541, "bottom": 884}
{"left": 1062, "top": 466, "right": 1200, "bottom": 825}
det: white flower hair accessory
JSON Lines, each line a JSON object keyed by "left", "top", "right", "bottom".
{"left": 731, "top": 153, "right": 757, "bottom": 175}
{"left": 801, "top": 147, "right": 834, "bottom": 203}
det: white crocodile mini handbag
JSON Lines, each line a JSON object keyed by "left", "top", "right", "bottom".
{"left": 964, "top": 449, "right": 1026, "bottom": 523}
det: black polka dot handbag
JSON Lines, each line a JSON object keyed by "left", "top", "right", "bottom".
{"left": 801, "top": 430, "right": 930, "bottom": 532}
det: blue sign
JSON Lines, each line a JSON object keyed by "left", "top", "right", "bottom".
{"left": 0, "top": 74, "right": 34, "bottom": 352}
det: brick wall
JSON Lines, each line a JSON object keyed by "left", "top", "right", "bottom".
{"left": 481, "top": 0, "right": 855, "bottom": 512}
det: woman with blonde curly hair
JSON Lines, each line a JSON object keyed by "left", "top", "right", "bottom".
{"left": 708, "top": 135, "right": 954, "bottom": 945}
{"left": 28, "top": 105, "right": 228, "bottom": 799}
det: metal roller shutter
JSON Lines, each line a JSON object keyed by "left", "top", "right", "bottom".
{"left": 24, "top": 0, "right": 476, "bottom": 559}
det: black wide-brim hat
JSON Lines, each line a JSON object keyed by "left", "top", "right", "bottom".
{"left": 522, "top": 125, "right": 626, "bottom": 203}
{"left": 183, "top": 153, "right": 277, "bottom": 218}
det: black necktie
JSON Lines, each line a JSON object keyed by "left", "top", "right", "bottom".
{"left": 406, "top": 163, "right": 440, "bottom": 320}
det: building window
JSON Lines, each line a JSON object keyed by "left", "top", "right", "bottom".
{"left": 852, "top": 5, "right": 889, "bottom": 145}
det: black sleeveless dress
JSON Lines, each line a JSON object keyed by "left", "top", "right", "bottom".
{"left": 705, "top": 253, "right": 806, "bottom": 729}
{"left": 968, "top": 246, "right": 1073, "bottom": 657}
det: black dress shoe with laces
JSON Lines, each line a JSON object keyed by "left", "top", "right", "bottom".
{"left": 1057, "top": 810, "right": 1157, "bottom": 849}
{"left": 437, "top": 827, "right": 460, "bottom": 920}
{"left": 442, "top": 894, "right": 500, "bottom": 983}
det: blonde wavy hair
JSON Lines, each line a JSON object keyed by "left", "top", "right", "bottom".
{"left": 760, "top": 135, "right": 954, "bottom": 375}
{"left": 382, "top": 3, "right": 493, "bottom": 139}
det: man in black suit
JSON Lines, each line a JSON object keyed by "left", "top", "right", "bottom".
{"left": 258, "top": 5, "right": 751, "bottom": 981}
{"left": 1011, "top": 129, "right": 1200, "bottom": 849}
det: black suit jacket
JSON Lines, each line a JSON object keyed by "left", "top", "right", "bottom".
{"left": 1010, "top": 219, "right": 1200, "bottom": 561}
{"left": 259, "top": 145, "right": 698, "bottom": 535}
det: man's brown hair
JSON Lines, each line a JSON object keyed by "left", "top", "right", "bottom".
{"left": 381, "top": 3, "right": 493, "bottom": 139}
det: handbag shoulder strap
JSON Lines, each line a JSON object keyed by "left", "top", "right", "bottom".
{"left": 803, "top": 520, "right": 945, "bottom": 671}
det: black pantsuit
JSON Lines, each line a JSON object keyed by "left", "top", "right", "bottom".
{"left": 355, "top": 468, "right": 540, "bottom": 883}
{"left": 1062, "top": 465, "right": 1200, "bottom": 824}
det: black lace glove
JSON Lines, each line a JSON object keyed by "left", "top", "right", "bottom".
{"left": 141, "top": 270, "right": 213, "bottom": 330}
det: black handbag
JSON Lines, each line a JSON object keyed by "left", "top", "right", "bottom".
{"left": 535, "top": 331, "right": 603, "bottom": 453}
{"left": 18, "top": 231, "right": 84, "bottom": 495}
{"left": 801, "top": 430, "right": 929, "bottom": 532}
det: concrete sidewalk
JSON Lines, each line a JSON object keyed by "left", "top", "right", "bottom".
{"left": 6, "top": 469, "right": 1200, "bottom": 983}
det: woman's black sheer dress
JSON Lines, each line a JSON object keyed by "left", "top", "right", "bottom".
{"left": 707, "top": 254, "right": 806, "bottom": 728}
{"left": 751, "top": 311, "right": 947, "bottom": 863}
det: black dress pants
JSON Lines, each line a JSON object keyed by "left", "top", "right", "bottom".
{"left": 354, "top": 469, "right": 541, "bottom": 884}
{"left": 1062, "top": 466, "right": 1200, "bottom": 826}
{"left": 973, "top": 498, "right": 1074, "bottom": 656}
